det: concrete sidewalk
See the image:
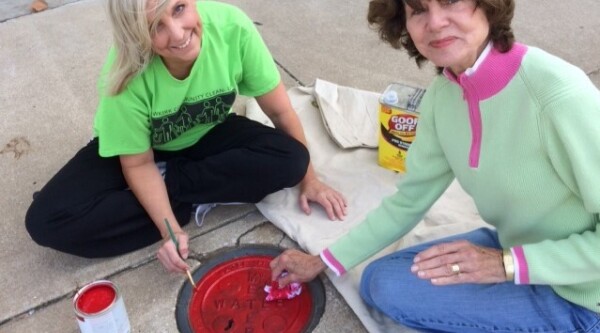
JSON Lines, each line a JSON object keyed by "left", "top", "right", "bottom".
{"left": 1, "top": 0, "right": 598, "bottom": 332}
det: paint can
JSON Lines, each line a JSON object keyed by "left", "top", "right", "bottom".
{"left": 378, "top": 83, "right": 426, "bottom": 172}
{"left": 73, "top": 280, "right": 131, "bottom": 333}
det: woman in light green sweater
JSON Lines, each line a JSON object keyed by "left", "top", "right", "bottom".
{"left": 270, "top": 0, "right": 600, "bottom": 331}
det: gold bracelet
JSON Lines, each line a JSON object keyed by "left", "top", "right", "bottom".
{"left": 502, "top": 249, "right": 515, "bottom": 282}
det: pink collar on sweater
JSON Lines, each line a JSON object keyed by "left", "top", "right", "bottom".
{"left": 443, "top": 43, "right": 528, "bottom": 99}
{"left": 441, "top": 43, "right": 528, "bottom": 168}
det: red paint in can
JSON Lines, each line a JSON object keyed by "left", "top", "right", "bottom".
{"left": 76, "top": 284, "right": 116, "bottom": 314}
{"left": 73, "top": 280, "right": 130, "bottom": 333}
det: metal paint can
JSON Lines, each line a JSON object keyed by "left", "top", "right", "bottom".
{"left": 73, "top": 280, "right": 131, "bottom": 333}
{"left": 378, "top": 83, "right": 426, "bottom": 172}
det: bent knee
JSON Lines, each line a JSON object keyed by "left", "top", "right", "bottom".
{"left": 360, "top": 262, "right": 378, "bottom": 307}
{"left": 360, "top": 255, "right": 420, "bottom": 312}
{"left": 25, "top": 213, "right": 54, "bottom": 248}
{"left": 360, "top": 262, "right": 398, "bottom": 310}
{"left": 25, "top": 202, "right": 69, "bottom": 249}
{"left": 288, "top": 144, "right": 309, "bottom": 185}
{"left": 277, "top": 138, "right": 309, "bottom": 186}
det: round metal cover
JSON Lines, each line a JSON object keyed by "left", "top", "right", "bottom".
{"left": 176, "top": 245, "right": 326, "bottom": 333}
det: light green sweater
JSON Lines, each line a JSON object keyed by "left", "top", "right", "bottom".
{"left": 323, "top": 44, "right": 600, "bottom": 312}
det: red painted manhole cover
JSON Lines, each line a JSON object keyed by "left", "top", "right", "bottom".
{"left": 176, "top": 245, "right": 326, "bottom": 333}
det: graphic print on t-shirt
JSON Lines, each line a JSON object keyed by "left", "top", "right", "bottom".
{"left": 151, "top": 91, "right": 236, "bottom": 145}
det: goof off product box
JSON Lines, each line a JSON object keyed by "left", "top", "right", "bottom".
{"left": 378, "top": 83, "right": 426, "bottom": 173}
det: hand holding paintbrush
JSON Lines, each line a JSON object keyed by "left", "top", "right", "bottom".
{"left": 164, "top": 218, "right": 196, "bottom": 288}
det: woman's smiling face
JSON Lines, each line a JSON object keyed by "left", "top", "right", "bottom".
{"left": 405, "top": 0, "right": 490, "bottom": 75}
{"left": 147, "top": 0, "right": 201, "bottom": 76}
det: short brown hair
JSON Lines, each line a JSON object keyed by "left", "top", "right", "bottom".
{"left": 367, "top": 0, "right": 515, "bottom": 69}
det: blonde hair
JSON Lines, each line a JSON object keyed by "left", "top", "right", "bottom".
{"left": 105, "top": 0, "right": 170, "bottom": 95}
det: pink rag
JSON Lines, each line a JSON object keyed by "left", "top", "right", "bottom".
{"left": 264, "top": 273, "right": 302, "bottom": 301}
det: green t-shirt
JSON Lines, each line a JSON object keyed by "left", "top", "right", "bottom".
{"left": 93, "top": 1, "right": 280, "bottom": 156}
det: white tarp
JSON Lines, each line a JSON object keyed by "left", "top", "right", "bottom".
{"left": 247, "top": 79, "right": 488, "bottom": 333}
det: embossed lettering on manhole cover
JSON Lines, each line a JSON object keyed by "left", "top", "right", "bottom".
{"left": 176, "top": 245, "right": 325, "bottom": 333}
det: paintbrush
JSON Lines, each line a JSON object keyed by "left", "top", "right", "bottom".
{"left": 164, "top": 218, "right": 196, "bottom": 288}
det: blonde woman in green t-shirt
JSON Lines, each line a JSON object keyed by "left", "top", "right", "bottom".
{"left": 25, "top": 0, "right": 347, "bottom": 276}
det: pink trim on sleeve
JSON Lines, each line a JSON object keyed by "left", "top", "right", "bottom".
{"left": 512, "top": 246, "right": 529, "bottom": 284}
{"left": 320, "top": 249, "right": 346, "bottom": 276}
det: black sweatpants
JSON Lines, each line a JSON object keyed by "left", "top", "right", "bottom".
{"left": 25, "top": 115, "right": 309, "bottom": 257}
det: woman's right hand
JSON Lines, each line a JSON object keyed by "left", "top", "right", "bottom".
{"left": 270, "top": 249, "right": 327, "bottom": 286}
{"left": 157, "top": 231, "right": 190, "bottom": 274}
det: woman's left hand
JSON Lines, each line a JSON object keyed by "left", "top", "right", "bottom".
{"left": 411, "top": 240, "right": 506, "bottom": 285}
{"left": 299, "top": 178, "right": 347, "bottom": 221}
{"left": 270, "top": 249, "right": 326, "bottom": 286}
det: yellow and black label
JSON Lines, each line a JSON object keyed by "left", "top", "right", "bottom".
{"left": 378, "top": 83, "right": 425, "bottom": 173}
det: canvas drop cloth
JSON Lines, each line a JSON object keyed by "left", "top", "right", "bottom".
{"left": 246, "top": 79, "right": 488, "bottom": 333}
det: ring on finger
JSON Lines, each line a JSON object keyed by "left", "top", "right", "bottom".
{"left": 450, "top": 263, "right": 460, "bottom": 275}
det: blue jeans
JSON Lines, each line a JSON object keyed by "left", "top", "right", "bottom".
{"left": 360, "top": 228, "right": 600, "bottom": 333}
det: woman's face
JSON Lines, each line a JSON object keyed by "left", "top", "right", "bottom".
{"left": 148, "top": 0, "right": 201, "bottom": 76}
{"left": 405, "top": 0, "right": 490, "bottom": 75}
